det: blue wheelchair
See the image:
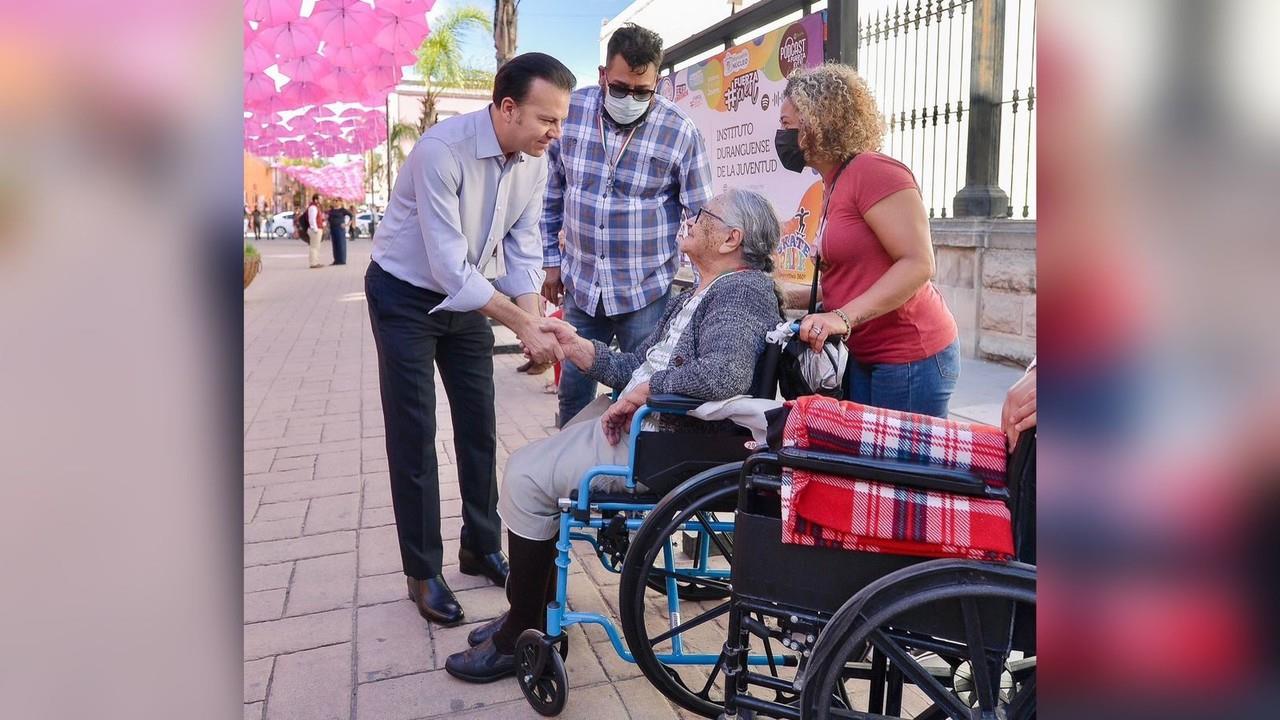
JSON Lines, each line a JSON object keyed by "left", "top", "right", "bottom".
{"left": 513, "top": 349, "right": 795, "bottom": 717}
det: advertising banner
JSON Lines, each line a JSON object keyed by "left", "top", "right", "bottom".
{"left": 659, "top": 11, "right": 827, "bottom": 285}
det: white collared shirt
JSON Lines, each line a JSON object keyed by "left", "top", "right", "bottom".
{"left": 371, "top": 106, "right": 547, "bottom": 313}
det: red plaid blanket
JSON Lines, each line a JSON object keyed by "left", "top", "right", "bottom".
{"left": 779, "top": 396, "right": 1014, "bottom": 561}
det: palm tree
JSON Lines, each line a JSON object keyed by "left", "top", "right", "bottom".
{"left": 414, "top": 5, "right": 493, "bottom": 131}
{"left": 494, "top": 0, "right": 519, "bottom": 68}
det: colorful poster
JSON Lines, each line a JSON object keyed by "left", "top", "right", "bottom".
{"left": 660, "top": 12, "right": 827, "bottom": 284}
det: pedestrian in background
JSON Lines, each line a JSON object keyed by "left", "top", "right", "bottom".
{"left": 305, "top": 194, "right": 323, "bottom": 268}
{"left": 251, "top": 205, "right": 262, "bottom": 241}
{"left": 327, "top": 203, "right": 352, "bottom": 265}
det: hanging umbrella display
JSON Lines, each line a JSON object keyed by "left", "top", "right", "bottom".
{"left": 279, "top": 55, "right": 333, "bottom": 84}
{"left": 372, "top": 8, "right": 430, "bottom": 54}
{"left": 243, "top": 0, "right": 302, "bottom": 27}
{"left": 244, "top": 71, "right": 278, "bottom": 105}
{"left": 257, "top": 19, "right": 320, "bottom": 59}
{"left": 279, "top": 79, "right": 329, "bottom": 107}
{"left": 327, "top": 43, "right": 379, "bottom": 70}
{"left": 244, "top": 38, "right": 275, "bottom": 74}
{"left": 376, "top": 0, "right": 436, "bottom": 16}
{"left": 310, "top": 0, "right": 379, "bottom": 48}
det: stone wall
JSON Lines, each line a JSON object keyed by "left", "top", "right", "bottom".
{"left": 931, "top": 218, "right": 1036, "bottom": 366}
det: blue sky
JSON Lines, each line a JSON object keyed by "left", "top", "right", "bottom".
{"left": 433, "top": 0, "right": 636, "bottom": 88}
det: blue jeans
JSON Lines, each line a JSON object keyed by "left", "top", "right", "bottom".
{"left": 558, "top": 291, "right": 670, "bottom": 427}
{"left": 844, "top": 339, "right": 961, "bottom": 418}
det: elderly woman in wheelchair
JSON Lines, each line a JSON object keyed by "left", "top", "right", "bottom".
{"left": 444, "top": 187, "right": 786, "bottom": 685}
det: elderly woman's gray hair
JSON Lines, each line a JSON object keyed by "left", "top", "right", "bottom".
{"left": 717, "top": 187, "right": 780, "bottom": 272}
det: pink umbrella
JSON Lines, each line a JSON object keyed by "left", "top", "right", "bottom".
{"left": 279, "top": 55, "right": 333, "bottom": 83}
{"left": 244, "top": 71, "right": 278, "bottom": 105}
{"left": 287, "top": 114, "right": 318, "bottom": 133}
{"left": 310, "top": 0, "right": 379, "bottom": 48}
{"left": 327, "top": 44, "right": 379, "bottom": 70}
{"left": 244, "top": 0, "right": 302, "bottom": 27}
{"left": 391, "top": 45, "right": 419, "bottom": 67}
{"left": 372, "top": 9, "right": 430, "bottom": 54}
{"left": 377, "top": 0, "right": 436, "bottom": 16}
{"left": 246, "top": 93, "right": 293, "bottom": 117}
{"left": 258, "top": 19, "right": 320, "bottom": 59}
{"left": 279, "top": 79, "right": 330, "bottom": 107}
{"left": 318, "top": 66, "right": 366, "bottom": 102}
{"left": 244, "top": 39, "right": 275, "bottom": 74}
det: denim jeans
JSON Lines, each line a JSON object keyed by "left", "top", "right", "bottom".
{"left": 558, "top": 290, "right": 670, "bottom": 427}
{"left": 844, "top": 339, "right": 961, "bottom": 418}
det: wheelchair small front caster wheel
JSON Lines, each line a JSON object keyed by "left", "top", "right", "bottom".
{"left": 516, "top": 629, "right": 568, "bottom": 716}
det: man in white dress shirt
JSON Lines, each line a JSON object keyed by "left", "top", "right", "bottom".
{"left": 365, "top": 53, "right": 574, "bottom": 627}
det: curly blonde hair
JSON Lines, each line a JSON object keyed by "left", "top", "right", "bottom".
{"left": 783, "top": 63, "right": 885, "bottom": 164}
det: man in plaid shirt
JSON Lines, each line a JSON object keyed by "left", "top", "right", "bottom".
{"left": 540, "top": 23, "right": 713, "bottom": 427}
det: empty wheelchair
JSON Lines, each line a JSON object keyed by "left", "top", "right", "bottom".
{"left": 513, "top": 347, "right": 804, "bottom": 716}
{"left": 624, "top": 395, "right": 1037, "bottom": 719}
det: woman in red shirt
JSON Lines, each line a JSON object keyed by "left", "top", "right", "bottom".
{"left": 777, "top": 64, "right": 960, "bottom": 417}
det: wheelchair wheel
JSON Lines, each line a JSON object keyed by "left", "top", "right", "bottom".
{"left": 621, "top": 462, "right": 795, "bottom": 718}
{"left": 516, "top": 629, "right": 569, "bottom": 717}
{"left": 799, "top": 559, "right": 1036, "bottom": 720}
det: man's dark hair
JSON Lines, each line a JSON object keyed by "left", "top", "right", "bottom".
{"left": 311, "top": 194, "right": 319, "bottom": 203}
{"left": 606, "top": 23, "right": 664, "bottom": 72}
{"left": 493, "top": 52, "right": 576, "bottom": 105}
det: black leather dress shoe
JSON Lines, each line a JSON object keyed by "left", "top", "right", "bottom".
{"left": 406, "top": 575, "right": 465, "bottom": 627}
{"left": 458, "top": 548, "right": 509, "bottom": 588}
{"left": 467, "top": 611, "right": 508, "bottom": 647}
{"left": 445, "top": 637, "right": 515, "bottom": 683}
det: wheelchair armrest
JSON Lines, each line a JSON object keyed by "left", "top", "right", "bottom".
{"left": 775, "top": 447, "right": 1008, "bottom": 501}
{"left": 646, "top": 393, "right": 704, "bottom": 414}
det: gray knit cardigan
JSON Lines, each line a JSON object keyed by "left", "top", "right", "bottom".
{"left": 583, "top": 270, "right": 783, "bottom": 429}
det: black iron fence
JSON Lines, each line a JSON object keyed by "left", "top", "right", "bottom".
{"left": 856, "top": 0, "right": 1035, "bottom": 218}
{"left": 661, "top": 0, "right": 1036, "bottom": 219}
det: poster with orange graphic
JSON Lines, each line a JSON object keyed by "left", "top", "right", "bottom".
{"left": 659, "top": 11, "right": 827, "bottom": 284}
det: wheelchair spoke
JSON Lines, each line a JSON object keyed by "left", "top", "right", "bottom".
{"left": 648, "top": 600, "right": 732, "bottom": 647}
{"left": 867, "top": 628, "right": 972, "bottom": 719}
{"left": 694, "top": 510, "right": 734, "bottom": 563}
{"left": 959, "top": 598, "right": 999, "bottom": 713}
{"left": 697, "top": 653, "right": 726, "bottom": 699}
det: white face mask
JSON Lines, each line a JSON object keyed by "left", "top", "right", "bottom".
{"left": 602, "top": 90, "right": 650, "bottom": 125}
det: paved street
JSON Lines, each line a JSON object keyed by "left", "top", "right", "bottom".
{"left": 243, "top": 238, "right": 1021, "bottom": 720}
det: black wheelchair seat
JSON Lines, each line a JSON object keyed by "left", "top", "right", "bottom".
{"left": 568, "top": 487, "right": 663, "bottom": 505}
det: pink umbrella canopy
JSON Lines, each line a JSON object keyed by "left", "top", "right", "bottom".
{"left": 377, "top": 0, "right": 436, "bottom": 16}
{"left": 372, "top": 9, "right": 430, "bottom": 54}
{"left": 327, "top": 44, "right": 380, "bottom": 70}
{"left": 258, "top": 19, "right": 320, "bottom": 59}
{"left": 279, "top": 55, "right": 333, "bottom": 83}
{"left": 244, "top": 71, "right": 278, "bottom": 105}
{"left": 310, "top": 0, "right": 379, "bottom": 48}
{"left": 244, "top": 0, "right": 302, "bottom": 26}
{"left": 279, "top": 79, "right": 330, "bottom": 107}
{"left": 244, "top": 38, "right": 275, "bottom": 74}
{"left": 287, "top": 114, "right": 318, "bottom": 134}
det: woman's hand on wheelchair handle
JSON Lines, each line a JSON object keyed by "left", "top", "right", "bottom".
{"left": 798, "top": 312, "right": 851, "bottom": 352}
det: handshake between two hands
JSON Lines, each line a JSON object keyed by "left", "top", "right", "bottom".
{"left": 517, "top": 316, "right": 583, "bottom": 366}
{"left": 517, "top": 314, "right": 649, "bottom": 446}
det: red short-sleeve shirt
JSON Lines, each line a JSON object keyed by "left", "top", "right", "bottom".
{"left": 819, "top": 152, "right": 957, "bottom": 364}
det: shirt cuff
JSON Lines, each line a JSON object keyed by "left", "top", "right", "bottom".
{"left": 493, "top": 267, "right": 542, "bottom": 301}
{"left": 430, "top": 271, "right": 496, "bottom": 314}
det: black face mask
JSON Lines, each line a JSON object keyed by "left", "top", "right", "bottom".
{"left": 774, "top": 128, "right": 807, "bottom": 173}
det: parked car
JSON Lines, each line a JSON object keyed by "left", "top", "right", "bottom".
{"left": 268, "top": 211, "right": 295, "bottom": 238}
{"left": 354, "top": 211, "right": 382, "bottom": 237}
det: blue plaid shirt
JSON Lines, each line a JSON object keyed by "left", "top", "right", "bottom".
{"left": 541, "top": 87, "right": 712, "bottom": 316}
